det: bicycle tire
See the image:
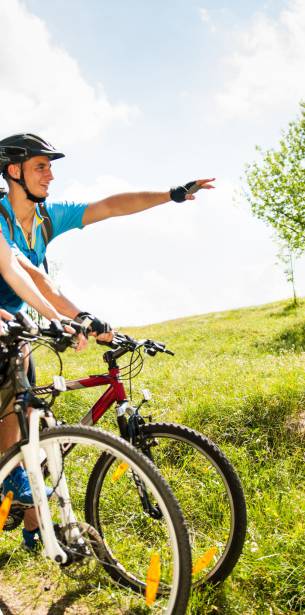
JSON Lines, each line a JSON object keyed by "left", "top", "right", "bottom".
{"left": 86, "top": 422, "right": 247, "bottom": 589}
{"left": 0, "top": 425, "right": 191, "bottom": 615}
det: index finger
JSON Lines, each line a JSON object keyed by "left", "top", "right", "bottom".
{"left": 196, "top": 178, "right": 216, "bottom": 184}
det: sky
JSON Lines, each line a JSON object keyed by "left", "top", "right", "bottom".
{"left": 0, "top": 0, "right": 305, "bottom": 325}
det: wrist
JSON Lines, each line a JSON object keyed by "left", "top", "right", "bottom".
{"left": 170, "top": 181, "right": 198, "bottom": 203}
{"left": 46, "top": 308, "right": 63, "bottom": 322}
{"left": 75, "top": 311, "right": 92, "bottom": 320}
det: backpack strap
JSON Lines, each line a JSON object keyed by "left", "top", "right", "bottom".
{"left": 38, "top": 203, "right": 53, "bottom": 274}
{"left": 0, "top": 202, "right": 14, "bottom": 240}
{"left": 0, "top": 201, "right": 53, "bottom": 274}
{"left": 38, "top": 203, "right": 53, "bottom": 246}
{"left": 42, "top": 255, "right": 49, "bottom": 274}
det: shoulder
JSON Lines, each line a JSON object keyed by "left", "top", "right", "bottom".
{"left": 43, "top": 201, "right": 88, "bottom": 236}
{"left": 44, "top": 201, "right": 86, "bottom": 216}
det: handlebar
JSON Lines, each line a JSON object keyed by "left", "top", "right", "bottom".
{"left": 100, "top": 332, "right": 174, "bottom": 362}
{"left": 0, "top": 313, "right": 78, "bottom": 353}
{"left": 0, "top": 313, "right": 174, "bottom": 360}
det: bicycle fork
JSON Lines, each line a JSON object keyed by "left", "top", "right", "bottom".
{"left": 21, "top": 409, "right": 80, "bottom": 564}
{"left": 116, "top": 401, "right": 162, "bottom": 520}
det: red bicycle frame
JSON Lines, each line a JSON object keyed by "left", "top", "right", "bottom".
{"left": 35, "top": 366, "right": 130, "bottom": 429}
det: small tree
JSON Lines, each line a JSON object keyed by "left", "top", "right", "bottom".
{"left": 276, "top": 242, "right": 301, "bottom": 306}
{"left": 243, "top": 101, "right": 305, "bottom": 302}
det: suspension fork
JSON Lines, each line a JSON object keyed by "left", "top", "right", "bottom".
{"left": 116, "top": 402, "right": 162, "bottom": 520}
{"left": 21, "top": 409, "right": 68, "bottom": 563}
{"left": 22, "top": 408, "right": 84, "bottom": 562}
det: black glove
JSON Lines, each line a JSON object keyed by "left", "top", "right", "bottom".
{"left": 60, "top": 318, "right": 84, "bottom": 335}
{"left": 170, "top": 180, "right": 200, "bottom": 203}
{"left": 75, "top": 312, "right": 112, "bottom": 335}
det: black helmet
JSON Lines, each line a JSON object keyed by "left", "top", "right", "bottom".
{"left": 0, "top": 133, "right": 64, "bottom": 203}
{"left": 0, "top": 145, "right": 28, "bottom": 174}
{"left": 0, "top": 133, "right": 64, "bottom": 166}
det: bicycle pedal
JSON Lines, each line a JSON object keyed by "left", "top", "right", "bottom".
{"left": 2, "top": 505, "right": 24, "bottom": 531}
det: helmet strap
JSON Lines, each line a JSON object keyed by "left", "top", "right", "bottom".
{"left": 8, "top": 165, "right": 45, "bottom": 204}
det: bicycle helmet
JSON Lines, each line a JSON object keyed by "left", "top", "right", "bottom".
{"left": 0, "top": 133, "right": 64, "bottom": 203}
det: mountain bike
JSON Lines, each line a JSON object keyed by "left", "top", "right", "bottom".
{"left": 32, "top": 331, "right": 247, "bottom": 591}
{"left": 0, "top": 318, "right": 191, "bottom": 614}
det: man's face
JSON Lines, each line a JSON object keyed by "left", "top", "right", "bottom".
{"left": 22, "top": 155, "right": 54, "bottom": 199}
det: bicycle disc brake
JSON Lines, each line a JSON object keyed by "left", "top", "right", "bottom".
{"left": 58, "top": 522, "right": 107, "bottom": 580}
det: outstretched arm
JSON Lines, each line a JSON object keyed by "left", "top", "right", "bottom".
{"left": 82, "top": 179, "right": 215, "bottom": 225}
{"left": 83, "top": 191, "right": 170, "bottom": 225}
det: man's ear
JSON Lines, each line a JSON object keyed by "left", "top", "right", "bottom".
{"left": 7, "top": 163, "right": 21, "bottom": 180}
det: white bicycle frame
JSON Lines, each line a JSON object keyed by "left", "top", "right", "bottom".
{"left": 20, "top": 408, "right": 81, "bottom": 564}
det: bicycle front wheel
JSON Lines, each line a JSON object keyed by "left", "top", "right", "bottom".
{"left": 0, "top": 425, "right": 191, "bottom": 615}
{"left": 86, "top": 422, "right": 247, "bottom": 590}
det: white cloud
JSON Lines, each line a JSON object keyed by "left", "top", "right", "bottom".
{"left": 199, "top": 7, "right": 217, "bottom": 33}
{"left": 216, "top": 0, "right": 305, "bottom": 119}
{"left": 58, "top": 175, "right": 135, "bottom": 203}
{"left": 0, "top": 0, "right": 138, "bottom": 146}
{"left": 58, "top": 270, "right": 203, "bottom": 327}
{"left": 200, "top": 8, "right": 210, "bottom": 23}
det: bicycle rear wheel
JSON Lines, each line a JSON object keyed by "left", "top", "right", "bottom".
{"left": 0, "top": 425, "right": 191, "bottom": 615}
{"left": 86, "top": 422, "right": 247, "bottom": 590}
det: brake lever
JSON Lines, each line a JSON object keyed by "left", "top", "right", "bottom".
{"left": 52, "top": 333, "right": 74, "bottom": 353}
{"left": 96, "top": 339, "right": 119, "bottom": 348}
{"left": 41, "top": 321, "right": 75, "bottom": 352}
{"left": 144, "top": 339, "right": 174, "bottom": 356}
{"left": 145, "top": 347, "right": 157, "bottom": 357}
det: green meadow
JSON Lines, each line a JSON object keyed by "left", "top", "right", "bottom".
{"left": 0, "top": 298, "right": 304, "bottom": 614}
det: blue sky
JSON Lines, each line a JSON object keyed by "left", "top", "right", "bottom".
{"left": 1, "top": 0, "right": 304, "bottom": 324}
{"left": 24, "top": 0, "right": 291, "bottom": 181}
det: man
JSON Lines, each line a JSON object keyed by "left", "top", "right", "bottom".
{"left": 0, "top": 133, "right": 215, "bottom": 320}
{"left": 0, "top": 132, "right": 214, "bottom": 547}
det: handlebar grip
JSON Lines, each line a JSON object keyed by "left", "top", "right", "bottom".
{"left": 50, "top": 319, "right": 64, "bottom": 335}
{"left": 96, "top": 339, "right": 118, "bottom": 349}
{"left": 15, "top": 311, "right": 39, "bottom": 335}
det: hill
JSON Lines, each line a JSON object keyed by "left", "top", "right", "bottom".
{"left": 0, "top": 298, "right": 304, "bottom": 614}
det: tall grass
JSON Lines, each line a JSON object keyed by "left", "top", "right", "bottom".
{"left": 0, "top": 298, "right": 304, "bottom": 613}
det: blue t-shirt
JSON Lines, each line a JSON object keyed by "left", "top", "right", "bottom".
{"left": 0, "top": 196, "right": 88, "bottom": 312}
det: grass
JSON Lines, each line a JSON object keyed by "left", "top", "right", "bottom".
{"left": 1, "top": 298, "right": 305, "bottom": 613}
